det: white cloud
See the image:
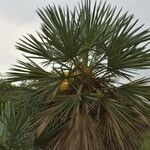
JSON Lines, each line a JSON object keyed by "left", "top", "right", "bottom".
{"left": 0, "top": 18, "right": 39, "bottom": 73}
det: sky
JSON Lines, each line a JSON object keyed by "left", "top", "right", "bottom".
{"left": 0, "top": 0, "right": 150, "bottom": 77}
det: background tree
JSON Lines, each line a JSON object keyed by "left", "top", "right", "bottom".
{"left": 6, "top": 0, "right": 150, "bottom": 149}
{"left": 0, "top": 78, "right": 34, "bottom": 149}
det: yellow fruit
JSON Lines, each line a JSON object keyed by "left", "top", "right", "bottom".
{"left": 59, "top": 79, "right": 69, "bottom": 91}
{"left": 64, "top": 71, "right": 69, "bottom": 77}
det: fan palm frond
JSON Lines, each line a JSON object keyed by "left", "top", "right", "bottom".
{"left": 7, "top": 0, "right": 150, "bottom": 149}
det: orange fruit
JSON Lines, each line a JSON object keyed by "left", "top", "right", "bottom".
{"left": 59, "top": 79, "right": 69, "bottom": 91}
{"left": 84, "top": 67, "right": 92, "bottom": 76}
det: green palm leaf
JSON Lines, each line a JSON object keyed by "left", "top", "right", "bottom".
{"left": 7, "top": 0, "right": 150, "bottom": 149}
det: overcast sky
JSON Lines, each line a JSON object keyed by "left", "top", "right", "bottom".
{"left": 0, "top": 0, "right": 150, "bottom": 77}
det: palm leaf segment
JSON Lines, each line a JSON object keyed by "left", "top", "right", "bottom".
{"left": 7, "top": 0, "right": 150, "bottom": 149}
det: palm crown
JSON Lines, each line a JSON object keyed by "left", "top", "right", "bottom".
{"left": 3, "top": 0, "right": 150, "bottom": 149}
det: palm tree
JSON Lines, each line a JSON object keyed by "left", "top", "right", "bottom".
{"left": 6, "top": 0, "right": 150, "bottom": 149}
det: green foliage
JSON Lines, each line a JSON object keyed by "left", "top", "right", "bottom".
{"left": 4, "top": 0, "right": 150, "bottom": 149}
{"left": 141, "top": 131, "right": 150, "bottom": 150}
{"left": 0, "top": 79, "right": 34, "bottom": 149}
